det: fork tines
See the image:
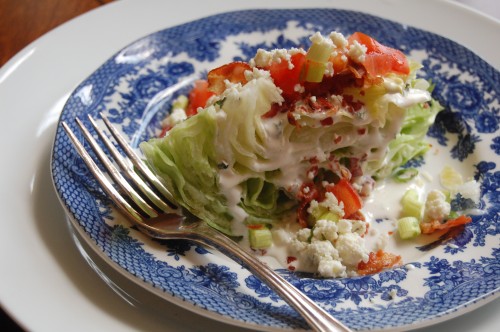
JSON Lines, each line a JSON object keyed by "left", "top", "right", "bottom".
{"left": 62, "top": 113, "right": 177, "bottom": 223}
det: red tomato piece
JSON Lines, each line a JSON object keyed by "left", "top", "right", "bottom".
{"left": 348, "top": 32, "right": 410, "bottom": 76}
{"left": 357, "top": 250, "right": 402, "bottom": 275}
{"left": 420, "top": 215, "right": 472, "bottom": 234}
{"left": 207, "top": 61, "right": 251, "bottom": 95}
{"left": 363, "top": 53, "right": 393, "bottom": 77}
{"left": 348, "top": 32, "right": 380, "bottom": 53}
{"left": 268, "top": 53, "right": 306, "bottom": 100}
{"left": 185, "top": 80, "right": 215, "bottom": 116}
{"left": 326, "top": 178, "right": 362, "bottom": 217}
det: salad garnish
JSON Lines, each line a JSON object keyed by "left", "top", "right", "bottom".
{"left": 140, "top": 31, "right": 478, "bottom": 278}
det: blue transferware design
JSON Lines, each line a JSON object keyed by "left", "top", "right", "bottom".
{"left": 51, "top": 8, "right": 499, "bottom": 331}
{"left": 154, "top": 237, "right": 211, "bottom": 261}
{"left": 491, "top": 136, "right": 500, "bottom": 154}
{"left": 401, "top": 155, "right": 426, "bottom": 169}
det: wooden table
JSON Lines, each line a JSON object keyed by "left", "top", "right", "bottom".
{"left": 0, "top": 0, "right": 114, "bottom": 67}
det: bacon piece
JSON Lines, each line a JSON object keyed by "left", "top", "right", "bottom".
{"left": 357, "top": 250, "right": 402, "bottom": 275}
{"left": 207, "top": 62, "right": 251, "bottom": 94}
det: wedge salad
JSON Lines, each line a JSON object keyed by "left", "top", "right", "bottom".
{"left": 140, "top": 31, "right": 477, "bottom": 278}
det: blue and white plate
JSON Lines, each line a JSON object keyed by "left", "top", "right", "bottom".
{"left": 51, "top": 8, "right": 499, "bottom": 331}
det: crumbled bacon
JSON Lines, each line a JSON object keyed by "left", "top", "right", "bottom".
{"left": 262, "top": 103, "right": 281, "bottom": 119}
{"left": 342, "top": 94, "right": 364, "bottom": 113}
{"left": 297, "top": 182, "right": 320, "bottom": 202}
{"left": 287, "top": 112, "right": 299, "bottom": 126}
{"left": 309, "top": 156, "right": 319, "bottom": 164}
{"left": 320, "top": 117, "right": 334, "bottom": 126}
{"left": 260, "top": 61, "right": 372, "bottom": 126}
{"left": 296, "top": 182, "right": 323, "bottom": 227}
{"left": 307, "top": 96, "right": 333, "bottom": 112}
{"left": 357, "top": 250, "right": 402, "bottom": 275}
{"left": 420, "top": 215, "right": 472, "bottom": 234}
{"left": 263, "top": 101, "right": 291, "bottom": 119}
{"left": 347, "top": 64, "right": 364, "bottom": 79}
{"left": 342, "top": 157, "right": 363, "bottom": 178}
{"left": 207, "top": 62, "right": 251, "bottom": 94}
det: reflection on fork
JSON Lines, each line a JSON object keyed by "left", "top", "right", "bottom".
{"left": 62, "top": 113, "right": 352, "bottom": 332}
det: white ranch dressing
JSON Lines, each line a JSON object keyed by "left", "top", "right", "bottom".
{"left": 247, "top": 177, "right": 427, "bottom": 272}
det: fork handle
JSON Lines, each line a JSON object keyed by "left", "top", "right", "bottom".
{"left": 189, "top": 224, "right": 351, "bottom": 332}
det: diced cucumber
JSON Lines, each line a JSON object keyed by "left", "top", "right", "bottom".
{"left": 397, "top": 216, "right": 421, "bottom": 239}
{"left": 249, "top": 228, "right": 272, "bottom": 249}
{"left": 304, "top": 33, "right": 334, "bottom": 83}
{"left": 307, "top": 42, "right": 334, "bottom": 63}
{"left": 309, "top": 204, "right": 327, "bottom": 221}
{"left": 309, "top": 204, "right": 340, "bottom": 225}
{"left": 305, "top": 60, "right": 326, "bottom": 82}
{"left": 318, "top": 211, "right": 340, "bottom": 222}
{"left": 401, "top": 189, "right": 423, "bottom": 219}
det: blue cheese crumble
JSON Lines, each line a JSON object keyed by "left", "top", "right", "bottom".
{"left": 290, "top": 218, "right": 369, "bottom": 278}
{"left": 288, "top": 193, "right": 369, "bottom": 278}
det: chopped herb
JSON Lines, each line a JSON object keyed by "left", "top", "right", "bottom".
{"left": 215, "top": 98, "right": 226, "bottom": 107}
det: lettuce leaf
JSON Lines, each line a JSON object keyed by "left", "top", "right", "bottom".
{"left": 140, "top": 107, "right": 234, "bottom": 234}
{"left": 240, "top": 177, "right": 296, "bottom": 225}
{"left": 371, "top": 97, "right": 443, "bottom": 179}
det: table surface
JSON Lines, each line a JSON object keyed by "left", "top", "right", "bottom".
{"left": 0, "top": 0, "right": 498, "bottom": 331}
{"left": 0, "top": 0, "right": 115, "bottom": 67}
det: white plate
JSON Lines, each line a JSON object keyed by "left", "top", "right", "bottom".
{"left": 0, "top": 1, "right": 499, "bottom": 331}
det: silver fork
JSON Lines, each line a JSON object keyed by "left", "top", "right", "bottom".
{"left": 62, "top": 113, "right": 351, "bottom": 332}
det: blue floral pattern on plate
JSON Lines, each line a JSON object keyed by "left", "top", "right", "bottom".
{"left": 51, "top": 9, "right": 499, "bottom": 331}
